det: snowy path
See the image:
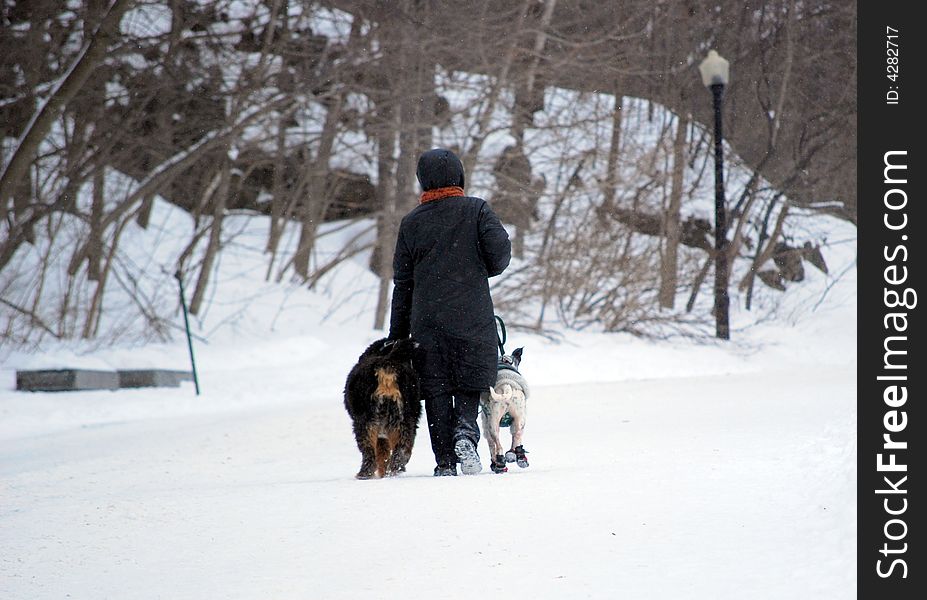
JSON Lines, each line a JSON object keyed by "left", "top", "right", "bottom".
{"left": 1, "top": 369, "right": 855, "bottom": 599}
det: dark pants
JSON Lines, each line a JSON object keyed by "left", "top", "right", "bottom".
{"left": 424, "top": 389, "right": 481, "bottom": 466}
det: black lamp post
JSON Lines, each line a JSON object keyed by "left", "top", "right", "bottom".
{"left": 698, "top": 50, "right": 731, "bottom": 340}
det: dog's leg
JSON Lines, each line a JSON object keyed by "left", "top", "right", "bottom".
{"left": 372, "top": 429, "right": 391, "bottom": 479}
{"left": 355, "top": 425, "right": 377, "bottom": 479}
{"left": 490, "top": 385, "right": 513, "bottom": 464}
{"left": 479, "top": 396, "right": 494, "bottom": 453}
{"left": 481, "top": 398, "right": 504, "bottom": 473}
{"left": 390, "top": 411, "right": 418, "bottom": 475}
{"left": 507, "top": 393, "right": 529, "bottom": 468}
{"left": 486, "top": 389, "right": 508, "bottom": 473}
{"left": 386, "top": 444, "right": 409, "bottom": 476}
{"left": 385, "top": 428, "right": 406, "bottom": 476}
{"left": 510, "top": 404, "right": 526, "bottom": 452}
{"left": 486, "top": 392, "right": 507, "bottom": 459}
{"left": 479, "top": 397, "right": 496, "bottom": 463}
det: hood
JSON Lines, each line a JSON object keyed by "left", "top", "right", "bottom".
{"left": 416, "top": 148, "right": 465, "bottom": 191}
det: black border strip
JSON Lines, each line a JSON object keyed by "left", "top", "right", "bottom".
{"left": 859, "top": 2, "right": 922, "bottom": 596}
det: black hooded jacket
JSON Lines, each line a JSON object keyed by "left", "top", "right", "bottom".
{"left": 388, "top": 149, "right": 511, "bottom": 395}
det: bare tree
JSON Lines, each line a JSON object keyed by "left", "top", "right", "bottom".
{"left": 0, "top": 0, "right": 854, "bottom": 347}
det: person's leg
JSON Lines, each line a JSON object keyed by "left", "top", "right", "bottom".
{"left": 452, "top": 389, "right": 481, "bottom": 447}
{"left": 452, "top": 389, "right": 483, "bottom": 475}
{"left": 424, "top": 387, "right": 456, "bottom": 471}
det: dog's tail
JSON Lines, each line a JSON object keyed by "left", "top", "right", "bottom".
{"left": 488, "top": 384, "right": 513, "bottom": 402}
{"left": 376, "top": 435, "right": 390, "bottom": 453}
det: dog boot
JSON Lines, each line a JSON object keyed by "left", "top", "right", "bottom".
{"left": 454, "top": 439, "right": 483, "bottom": 475}
{"left": 434, "top": 463, "right": 457, "bottom": 477}
{"left": 491, "top": 454, "right": 508, "bottom": 474}
{"left": 504, "top": 450, "right": 517, "bottom": 463}
{"left": 514, "top": 445, "right": 529, "bottom": 468}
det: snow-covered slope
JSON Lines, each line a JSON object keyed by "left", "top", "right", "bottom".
{"left": 0, "top": 188, "right": 856, "bottom": 439}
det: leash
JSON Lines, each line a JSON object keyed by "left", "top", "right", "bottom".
{"left": 495, "top": 314, "right": 520, "bottom": 374}
{"left": 493, "top": 314, "right": 514, "bottom": 428}
{"left": 495, "top": 315, "right": 507, "bottom": 357}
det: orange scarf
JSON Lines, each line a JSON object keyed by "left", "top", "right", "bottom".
{"left": 420, "top": 186, "right": 465, "bottom": 204}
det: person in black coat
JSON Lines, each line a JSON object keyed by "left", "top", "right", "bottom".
{"left": 388, "top": 148, "right": 511, "bottom": 476}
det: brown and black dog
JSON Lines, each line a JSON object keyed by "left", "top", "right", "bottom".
{"left": 343, "top": 338, "right": 421, "bottom": 479}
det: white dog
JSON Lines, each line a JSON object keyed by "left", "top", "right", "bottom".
{"left": 480, "top": 347, "right": 529, "bottom": 473}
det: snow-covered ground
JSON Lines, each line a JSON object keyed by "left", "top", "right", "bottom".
{"left": 0, "top": 198, "right": 856, "bottom": 599}
{"left": 1, "top": 367, "right": 854, "bottom": 599}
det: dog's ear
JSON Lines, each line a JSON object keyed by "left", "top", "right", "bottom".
{"left": 512, "top": 347, "right": 523, "bottom": 367}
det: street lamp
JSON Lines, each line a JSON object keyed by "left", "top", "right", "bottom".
{"left": 698, "top": 49, "right": 731, "bottom": 340}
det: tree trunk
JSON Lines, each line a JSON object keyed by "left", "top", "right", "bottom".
{"left": 136, "top": 194, "right": 155, "bottom": 229}
{"left": 81, "top": 204, "right": 135, "bottom": 339}
{"left": 511, "top": 0, "right": 556, "bottom": 141}
{"left": 685, "top": 255, "right": 712, "bottom": 314}
{"left": 292, "top": 93, "right": 344, "bottom": 280}
{"left": 658, "top": 112, "right": 688, "bottom": 309}
{"left": 372, "top": 118, "right": 397, "bottom": 331}
{"left": 265, "top": 117, "right": 288, "bottom": 276}
{"left": 373, "top": 4, "right": 424, "bottom": 331}
{"left": 88, "top": 166, "right": 105, "bottom": 281}
{"left": 190, "top": 161, "right": 230, "bottom": 316}
{"left": 602, "top": 84, "right": 624, "bottom": 214}
{"left": 743, "top": 197, "right": 790, "bottom": 309}
{"left": 287, "top": 12, "right": 364, "bottom": 281}
{"left": 11, "top": 155, "right": 34, "bottom": 246}
{"left": 0, "top": 124, "right": 6, "bottom": 225}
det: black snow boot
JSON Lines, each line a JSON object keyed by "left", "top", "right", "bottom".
{"left": 434, "top": 463, "right": 458, "bottom": 476}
